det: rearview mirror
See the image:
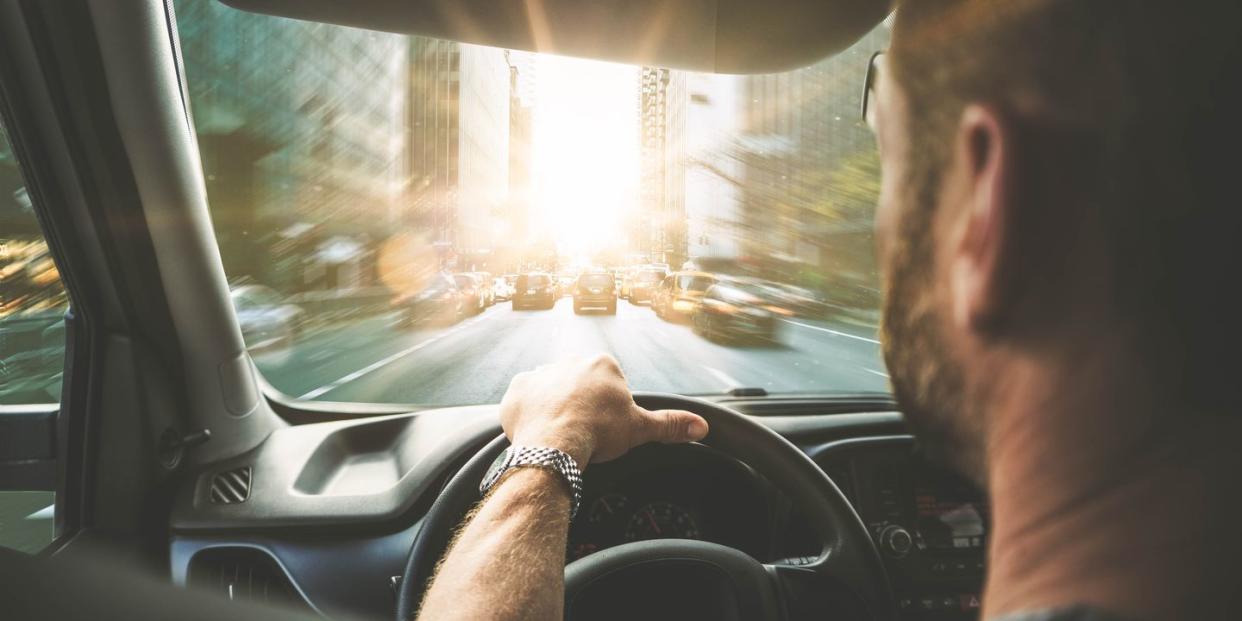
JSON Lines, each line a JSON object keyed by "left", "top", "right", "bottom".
{"left": 220, "top": 0, "right": 889, "bottom": 74}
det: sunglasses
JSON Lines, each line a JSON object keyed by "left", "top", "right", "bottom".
{"left": 860, "top": 50, "right": 885, "bottom": 128}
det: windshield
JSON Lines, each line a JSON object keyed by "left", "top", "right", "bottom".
{"left": 517, "top": 275, "right": 549, "bottom": 288}
{"left": 174, "top": 0, "right": 890, "bottom": 405}
{"left": 579, "top": 274, "right": 613, "bottom": 288}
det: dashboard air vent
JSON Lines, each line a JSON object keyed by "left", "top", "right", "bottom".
{"left": 209, "top": 466, "right": 252, "bottom": 504}
{"left": 187, "top": 547, "right": 309, "bottom": 611}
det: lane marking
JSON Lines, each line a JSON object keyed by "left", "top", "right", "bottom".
{"left": 782, "top": 319, "right": 881, "bottom": 344}
{"left": 864, "top": 368, "right": 890, "bottom": 378}
{"left": 701, "top": 365, "right": 742, "bottom": 388}
{"left": 298, "top": 313, "right": 492, "bottom": 400}
{"left": 26, "top": 504, "right": 54, "bottom": 520}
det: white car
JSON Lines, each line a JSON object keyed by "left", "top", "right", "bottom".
{"left": 492, "top": 277, "right": 514, "bottom": 301}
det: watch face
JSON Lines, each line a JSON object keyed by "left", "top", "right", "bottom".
{"left": 482, "top": 447, "right": 512, "bottom": 489}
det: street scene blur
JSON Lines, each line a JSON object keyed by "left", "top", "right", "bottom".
{"left": 0, "top": 1, "right": 892, "bottom": 407}
{"left": 0, "top": 120, "right": 68, "bottom": 406}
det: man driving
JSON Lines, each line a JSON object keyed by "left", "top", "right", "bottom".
{"left": 418, "top": 1, "right": 1242, "bottom": 620}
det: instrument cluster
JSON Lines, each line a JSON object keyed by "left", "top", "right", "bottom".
{"left": 566, "top": 443, "right": 771, "bottom": 561}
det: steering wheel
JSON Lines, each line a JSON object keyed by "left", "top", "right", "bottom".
{"left": 396, "top": 393, "right": 897, "bottom": 620}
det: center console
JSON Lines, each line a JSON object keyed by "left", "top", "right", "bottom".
{"left": 811, "top": 437, "right": 986, "bottom": 619}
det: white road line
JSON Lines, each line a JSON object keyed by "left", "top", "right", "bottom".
{"left": 25, "top": 504, "right": 54, "bottom": 520}
{"left": 864, "top": 368, "right": 890, "bottom": 378}
{"left": 782, "top": 319, "right": 881, "bottom": 344}
{"left": 298, "top": 314, "right": 489, "bottom": 400}
{"left": 701, "top": 365, "right": 742, "bottom": 389}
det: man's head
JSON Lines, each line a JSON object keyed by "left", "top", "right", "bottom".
{"left": 872, "top": 0, "right": 1242, "bottom": 483}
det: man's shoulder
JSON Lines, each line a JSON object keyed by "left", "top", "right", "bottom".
{"left": 993, "top": 607, "right": 1134, "bottom": 621}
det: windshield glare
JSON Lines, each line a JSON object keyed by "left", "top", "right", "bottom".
{"left": 579, "top": 274, "right": 613, "bottom": 287}
{"left": 518, "top": 275, "right": 549, "bottom": 288}
{"left": 173, "top": 0, "right": 890, "bottom": 405}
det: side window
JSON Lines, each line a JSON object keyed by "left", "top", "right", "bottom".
{"left": 0, "top": 117, "right": 67, "bottom": 553}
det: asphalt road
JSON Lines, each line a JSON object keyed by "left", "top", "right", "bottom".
{"left": 255, "top": 298, "right": 890, "bottom": 407}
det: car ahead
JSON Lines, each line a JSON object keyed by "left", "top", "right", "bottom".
{"left": 512, "top": 273, "right": 556, "bottom": 310}
{"left": 229, "top": 284, "right": 305, "bottom": 350}
{"left": 453, "top": 273, "right": 486, "bottom": 315}
{"left": 393, "top": 272, "right": 462, "bottom": 327}
{"left": 618, "top": 271, "right": 632, "bottom": 299}
{"left": 572, "top": 272, "right": 618, "bottom": 314}
{"left": 652, "top": 271, "right": 717, "bottom": 322}
{"left": 491, "top": 276, "right": 514, "bottom": 302}
{"left": 693, "top": 281, "right": 782, "bottom": 344}
{"left": 627, "top": 267, "right": 667, "bottom": 304}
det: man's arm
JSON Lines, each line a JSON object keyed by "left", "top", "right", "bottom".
{"left": 417, "top": 468, "right": 571, "bottom": 620}
{"left": 416, "top": 355, "right": 708, "bottom": 621}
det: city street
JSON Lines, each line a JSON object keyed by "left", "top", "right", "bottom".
{"left": 255, "top": 298, "right": 890, "bottom": 406}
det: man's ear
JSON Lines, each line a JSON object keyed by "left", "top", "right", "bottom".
{"left": 948, "top": 104, "right": 1019, "bottom": 334}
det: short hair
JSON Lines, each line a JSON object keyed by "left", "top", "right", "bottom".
{"left": 889, "top": 0, "right": 1242, "bottom": 410}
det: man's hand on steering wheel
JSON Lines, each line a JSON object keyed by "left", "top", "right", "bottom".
{"left": 500, "top": 354, "right": 709, "bottom": 467}
{"left": 408, "top": 357, "right": 896, "bottom": 620}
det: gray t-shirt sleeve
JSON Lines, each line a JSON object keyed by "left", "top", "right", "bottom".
{"left": 993, "top": 607, "right": 1134, "bottom": 621}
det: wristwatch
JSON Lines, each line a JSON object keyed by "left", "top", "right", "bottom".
{"left": 479, "top": 446, "right": 583, "bottom": 518}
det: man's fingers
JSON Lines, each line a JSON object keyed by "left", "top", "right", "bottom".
{"left": 641, "top": 409, "right": 710, "bottom": 444}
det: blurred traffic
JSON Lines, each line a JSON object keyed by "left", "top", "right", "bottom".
{"left": 235, "top": 260, "right": 887, "bottom": 405}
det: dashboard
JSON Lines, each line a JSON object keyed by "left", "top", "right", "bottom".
{"left": 809, "top": 438, "right": 987, "bottom": 619}
{"left": 167, "top": 401, "right": 986, "bottom": 621}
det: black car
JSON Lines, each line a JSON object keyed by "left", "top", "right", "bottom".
{"left": 512, "top": 273, "right": 556, "bottom": 310}
{"left": 572, "top": 272, "right": 617, "bottom": 314}
{"left": 692, "top": 281, "right": 781, "bottom": 344}
{"left": 393, "top": 272, "right": 462, "bottom": 327}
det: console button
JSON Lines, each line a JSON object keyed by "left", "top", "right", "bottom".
{"left": 960, "top": 594, "right": 982, "bottom": 611}
{"left": 879, "top": 525, "right": 914, "bottom": 558}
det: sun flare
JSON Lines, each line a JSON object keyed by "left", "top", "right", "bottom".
{"left": 531, "top": 56, "right": 640, "bottom": 258}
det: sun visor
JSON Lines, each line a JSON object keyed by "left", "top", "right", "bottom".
{"left": 218, "top": 0, "right": 891, "bottom": 74}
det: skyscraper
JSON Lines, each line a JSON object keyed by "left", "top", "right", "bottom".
{"left": 738, "top": 22, "right": 890, "bottom": 289}
{"left": 638, "top": 67, "right": 688, "bottom": 268}
{"left": 685, "top": 74, "right": 743, "bottom": 264}
{"left": 406, "top": 40, "right": 511, "bottom": 269}
{"left": 176, "top": 0, "right": 408, "bottom": 289}
{"left": 505, "top": 52, "right": 536, "bottom": 253}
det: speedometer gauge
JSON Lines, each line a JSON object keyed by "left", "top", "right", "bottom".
{"left": 624, "top": 501, "right": 700, "bottom": 541}
{"left": 587, "top": 493, "right": 629, "bottom": 525}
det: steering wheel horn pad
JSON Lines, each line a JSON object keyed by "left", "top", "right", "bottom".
{"left": 564, "top": 539, "right": 778, "bottom": 620}
{"left": 396, "top": 392, "right": 897, "bottom": 620}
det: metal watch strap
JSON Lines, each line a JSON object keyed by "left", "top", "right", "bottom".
{"left": 480, "top": 446, "right": 583, "bottom": 518}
